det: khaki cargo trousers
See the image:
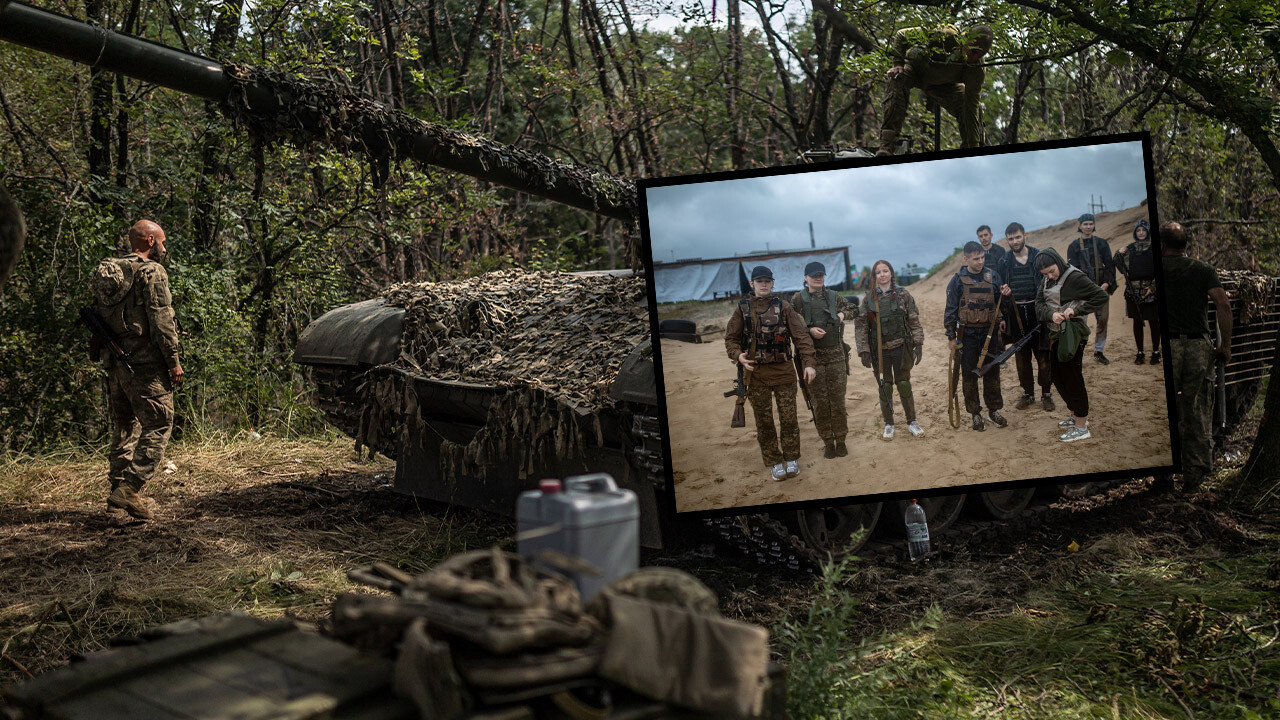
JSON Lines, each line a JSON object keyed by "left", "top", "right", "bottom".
{"left": 880, "top": 60, "right": 985, "bottom": 149}
{"left": 107, "top": 362, "right": 175, "bottom": 492}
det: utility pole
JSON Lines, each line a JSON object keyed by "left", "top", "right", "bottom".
{"left": 809, "top": 221, "right": 815, "bottom": 248}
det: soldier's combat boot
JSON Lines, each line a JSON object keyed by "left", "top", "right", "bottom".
{"left": 1094, "top": 351, "right": 1110, "bottom": 365}
{"left": 770, "top": 463, "right": 787, "bottom": 481}
{"left": 972, "top": 413, "right": 986, "bottom": 431}
{"left": 988, "top": 409, "right": 1008, "bottom": 428}
{"left": 1015, "top": 393, "right": 1035, "bottom": 410}
{"left": 1041, "top": 393, "right": 1055, "bottom": 412}
{"left": 834, "top": 439, "right": 848, "bottom": 457}
{"left": 1150, "top": 350, "right": 1162, "bottom": 365}
{"left": 824, "top": 441, "right": 837, "bottom": 459}
{"left": 907, "top": 420, "right": 925, "bottom": 437}
{"left": 107, "top": 486, "right": 154, "bottom": 521}
{"left": 785, "top": 460, "right": 800, "bottom": 478}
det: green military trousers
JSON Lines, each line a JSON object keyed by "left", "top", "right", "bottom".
{"left": 810, "top": 346, "right": 848, "bottom": 442}
{"left": 746, "top": 381, "right": 801, "bottom": 467}
{"left": 880, "top": 60, "right": 985, "bottom": 148}
{"left": 107, "top": 362, "right": 175, "bottom": 492}
{"left": 1169, "top": 337, "right": 1214, "bottom": 487}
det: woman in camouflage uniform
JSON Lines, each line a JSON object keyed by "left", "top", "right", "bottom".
{"left": 1115, "top": 219, "right": 1161, "bottom": 365}
{"left": 854, "top": 260, "right": 925, "bottom": 440}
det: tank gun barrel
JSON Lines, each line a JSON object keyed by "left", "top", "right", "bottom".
{"left": 0, "top": 0, "right": 637, "bottom": 221}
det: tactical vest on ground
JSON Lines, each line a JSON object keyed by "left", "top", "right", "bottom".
{"left": 91, "top": 255, "right": 161, "bottom": 362}
{"left": 1005, "top": 253, "right": 1040, "bottom": 301}
{"left": 957, "top": 269, "right": 998, "bottom": 326}
{"left": 797, "top": 288, "right": 842, "bottom": 349}
{"left": 868, "top": 289, "right": 910, "bottom": 345}
{"left": 739, "top": 297, "right": 792, "bottom": 363}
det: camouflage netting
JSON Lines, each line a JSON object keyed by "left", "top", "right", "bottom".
{"left": 217, "top": 63, "right": 637, "bottom": 221}
{"left": 356, "top": 269, "right": 650, "bottom": 479}
{"left": 1219, "top": 270, "right": 1277, "bottom": 324}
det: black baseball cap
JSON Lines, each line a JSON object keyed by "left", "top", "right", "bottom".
{"left": 804, "top": 261, "right": 826, "bottom": 276}
{"left": 750, "top": 265, "right": 773, "bottom": 280}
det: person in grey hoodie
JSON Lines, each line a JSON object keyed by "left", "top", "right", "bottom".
{"left": 1034, "top": 247, "right": 1109, "bottom": 442}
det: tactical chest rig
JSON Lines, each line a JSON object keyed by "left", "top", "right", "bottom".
{"left": 739, "top": 297, "right": 792, "bottom": 363}
{"left": 797, "top": 289, "right": 843, "bottom": 349}
{"left": 958, "top": 269, "right": 998, "bottom": 327}
{"left": 867, "top": 289, "right": 910, "bottom": 348}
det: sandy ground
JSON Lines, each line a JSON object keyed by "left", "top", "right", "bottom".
{"left": 663, "top": 204, "right": 1175, "bottom": 512}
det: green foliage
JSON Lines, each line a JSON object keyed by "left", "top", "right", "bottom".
{"left": 773, "top": 554, "right": 863, "bottom": 719}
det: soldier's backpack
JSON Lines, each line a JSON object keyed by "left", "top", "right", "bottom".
{"left": 91, "top": 256, "right": 142, "bottom": 341}
{"left": 1127, "top": 241, "right": 1156, "bottom": 281}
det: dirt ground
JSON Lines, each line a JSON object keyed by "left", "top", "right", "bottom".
{"left": 662, "top": 204, "right": 1175, "bottom": 512}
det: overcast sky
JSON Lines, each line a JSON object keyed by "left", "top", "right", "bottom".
{"left": 645, "top": 142, "right": 1148, "bottom": 271}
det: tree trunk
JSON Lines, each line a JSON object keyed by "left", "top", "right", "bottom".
{"left": 1002, "top": 61, "right": 1034, "bottom": 145}
{"left": 86, "top": 0, "right": 113, "bottom": 207}
{"left": 727, "top": 0, "right": 744, "bottom": 168}
{"left": 193, "top": 0, "right": 244, "bottom": 252}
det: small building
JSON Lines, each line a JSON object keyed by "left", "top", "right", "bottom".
{"left": 652, "top": 247, "right": 852, "bottom": 303}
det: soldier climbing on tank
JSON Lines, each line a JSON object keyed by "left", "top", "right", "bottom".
{"left": 876, "top": 23, "right": 994, "bottom": 156}
{"left": 996, "top": 222, "right": 1054, "bottom": 412}
{"left": 1156, "top": 221, "right": 1231, "bottom": 493}
{"left": 945, "top": 240, "right": 1011, "bottom": 431}
{"left": 1115, "top": 219, "right": 1161, "bottom": 365}
{"left": 855, "top": 260, "right": 925, "bottom": 440}
{"left": 88, "top": 219, "right": 183, "bottom": 520}
{"left": 1067, "top": 213, "right": 1117, "bottom": 364}
{"left": 791, "top": 262, "right": 850, "bottom": 458}
{"left": 725, "top": 266, "right": 818, "bottom": 481}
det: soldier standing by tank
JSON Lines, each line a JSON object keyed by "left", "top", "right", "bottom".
{"left": 790, "top": 262, "right": 850, "bottom": 458}
{"left": 854, "top": 260, "right": 925, "bottom": 440}
{"left": 996, "top": 222, "right": 1054, "bottom": 412}
{"left": 875, "top": 24, "right": 994, "bottom": 156}
{"left": 945, "top": 240, "right": 1010, "bottom": 431}
{"left": 725, "top": 266, "right": 818, "bottom": 481}
{"left": 1067, "top": 213, "right": 1116, "bottom": 364}
{"left": 1157, "top": 222, "right": 1231, "bottom": 493}
{"left": 90, "top": 219, "right": 183, "bottom": 520}
{"left": 1115, "top": 219, "right": 1161, "bottom": 365}
{"left": 976, "top": 224, "right": 1005, "bottom": 271}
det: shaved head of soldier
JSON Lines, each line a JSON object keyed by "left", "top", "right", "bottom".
{"left": 1161, "top": 221, "right": 1188, "bottom": 253}
{"left": 128, "top": 219, "right": 167, "bottom": 260}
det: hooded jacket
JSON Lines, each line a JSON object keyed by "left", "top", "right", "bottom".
{"left": 1035, "top": 247, "right": 1108, "bottom": 354}
{"left": 1115, "top": 220, "right": 1157, "bottom": 303}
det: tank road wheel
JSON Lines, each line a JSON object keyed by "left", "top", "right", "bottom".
{"left": 884, "top": 495, "right": 966, "bottom": 536}
{"left": 782, "top": 503, "right": 882, "bottom": 559}
{"left": 970, "top": 487, "right": 1035, "bottom": 520}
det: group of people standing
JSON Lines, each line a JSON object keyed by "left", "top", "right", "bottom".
{"left": 723, "top": 212, "right": 1214, "bottom": 485}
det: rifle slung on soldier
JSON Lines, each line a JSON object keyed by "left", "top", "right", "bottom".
{"left": 79, "top": 305, "right": 134, "bottom": 374}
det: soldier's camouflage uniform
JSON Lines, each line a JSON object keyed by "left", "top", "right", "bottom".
{"left": 854, "top": 285, "right": 925, "bottom": 425}
{"left": 791, "top": 288, "right": 849, "bottom": 445}
{"left": 92, "top": 253, "right": 180, "bottom": 494}
{"left": 725, "top": 294, "right": 817, "bottom": 467}
{"left": 880, "top": 25, "right": 986, "bottom": 150}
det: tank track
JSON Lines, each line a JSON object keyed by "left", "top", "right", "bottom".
{"left": 703, "top": 480, "right": 1139, "bottom": 572}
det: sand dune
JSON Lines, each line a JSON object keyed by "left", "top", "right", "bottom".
{"left": 664, "top": 204, "right": 1172, "bottom": 513}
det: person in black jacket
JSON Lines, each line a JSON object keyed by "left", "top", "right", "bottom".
{"left": 996, "top": 222, "right": 1053, "bottom": 411}
{"left": 1066, "top": 213, "right": 1116, "bottom": 364}
{"left": 1035, "top": 247, "right": 1109, "bottom": 442}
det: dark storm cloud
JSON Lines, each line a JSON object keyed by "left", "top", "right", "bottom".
{"left": 645, "top": 142, "right": 1147, "bottom": 271}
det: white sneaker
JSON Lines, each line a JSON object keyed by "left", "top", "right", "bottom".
{"left": 785, "top": 460, "right": 800, "bottom": 477}
{"left": 1059, "top": 425, "right": 1092, "bottom": 442}
{"left": 883, "top": 424, "right": 895, "bottom": 440}
{"left": 907, "top": 420, "right": 924, "bottom": 437}
{"left": 771, "top": 463, "right": 787, "bottom": 481}
{"left": 1058, "top": 417, "right": 1077, "bottom": 428}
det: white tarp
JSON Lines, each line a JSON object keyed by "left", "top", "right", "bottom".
{"left": 654, "top": 260, "right": 742, "bottom": 303}
{"left": 739, "top": 250, "right": 847, "bottom": 295}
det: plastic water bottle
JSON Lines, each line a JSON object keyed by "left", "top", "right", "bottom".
{"left": 905, "top": 499, "right": 930, "bottom": 561}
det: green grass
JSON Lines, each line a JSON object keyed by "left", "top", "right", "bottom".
{"left": 777, "top": 533, "right": 1280, "bottom": 719}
